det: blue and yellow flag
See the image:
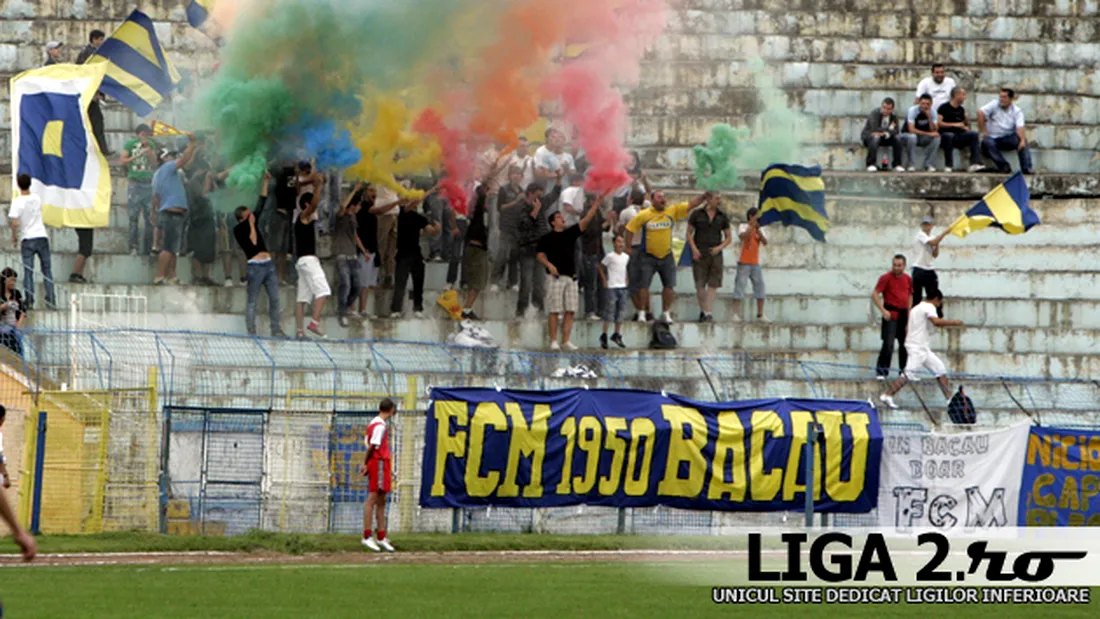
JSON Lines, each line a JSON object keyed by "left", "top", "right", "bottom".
{"left": 186, "top": 0, "right": 216, "bottom": 28}
{"left": 10, "top": 64, "right": 112, "bottom": 228}
{"left": 949, "top": 172, "right": 1039, "bottom": 238}
{"left": 85, "top": 10, "right": 181, "bottom": 117}
{"left": 757, "top": 164, "right": 828, "bottom": 242}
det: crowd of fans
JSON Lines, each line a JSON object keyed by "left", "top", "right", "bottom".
{"left": 861, "top": 64, "right": 1033, "bottom": 174}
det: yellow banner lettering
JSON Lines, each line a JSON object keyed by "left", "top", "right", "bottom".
{"left": 707, "top": 411, "right": 746, "bottom": 502}
{"left": 498, "top": 403, "right": 549, "bottom": 499}
{"left": 431, "top": 401, "right": 467, "bottom": 497}
{"left": 657, "top": 406, "right": 708, "bottom": 498}
{"left": 598, "top": 417, "right": 628, "bottom": 496}
{"left": 819, "top": 411, "right": 870, "bottom": 502}
{"left": 1032, "top": 473, "right": 1055, "bottom": 508}
{"left": 1026, "top": 433, "right": 1051, "bottom": 466}
{"left": 783, "top": 411, "right": 822, "bottom": 502}
{"left": 749, "top": 411, "right": 784, "bottom": 502}
{"left": 465, "top": 402, "right": 507, "bottom": 497}
{"left": 556, "top": 417, "right": 577, "bottom": 494}
{"left": 572, "top": 417, "right": 603, "bottom": 495}
{"left": 624, "top": 418, "right": 655, "bottom": 496}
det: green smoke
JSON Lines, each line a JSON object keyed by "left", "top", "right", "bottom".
{"left": 198, "top": 0, "right": 490, "bottom": 188}
{"left": 693, "top": 58, "right": 820, "bottom": 190}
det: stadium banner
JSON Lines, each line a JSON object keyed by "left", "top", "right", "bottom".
{"left": 419, "top": 388, "right": 882, "bottom": 512}
{"left": 1019, "top": 425, "right": 1100, "bottom": 526}
{"left": 877, "top": 423, "right": 1030, "bottom": 530}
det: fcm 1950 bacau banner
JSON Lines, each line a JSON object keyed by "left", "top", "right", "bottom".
{"left": 419, "top": 388, "right": 883, "bottom": 512}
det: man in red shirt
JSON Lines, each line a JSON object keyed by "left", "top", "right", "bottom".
{"left": 872, "top": 254, "right": 914, "bottom": 381}
{"left": 359, "top": 398, "right": 396, "bottom": 552}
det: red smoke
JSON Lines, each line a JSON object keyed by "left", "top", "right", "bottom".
{"left": 542, "top": 0, "right": 668, "bottom": 194}
{"left": 413, "top": 108, "right": 471, "bottom": 215}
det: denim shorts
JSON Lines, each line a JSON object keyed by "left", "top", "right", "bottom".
{"left": 159, "top": 211, "right": 186, "bottom": 255}
{"left": 637, "top": 252, "right": 676, "bottom": 290}
{"left": 603, "top": 288, "right": 630, "bottom": 324}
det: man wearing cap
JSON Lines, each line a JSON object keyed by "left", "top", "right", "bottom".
{"left": 121, "top": 124, "right": 159, "bottom": 255}
{"left": 74, "top": 30, "right": 111, "bottom": 155}
{"left": 151, "top": 139, "right": 200, "bottom": 285}
{"left": 44, "top": 42, "right": 63, "bottom": 65}
{"left": 912, "top": 215, "right": 951, "bottom": 315}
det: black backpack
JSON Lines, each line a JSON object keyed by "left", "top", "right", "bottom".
{"left": 649, "top": 320, "right": 678, "bottom": 350}
{"left": 947, "top": 386, "right": 977, "bottom": 424}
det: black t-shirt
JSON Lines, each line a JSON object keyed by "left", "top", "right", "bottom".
{"left": 466, "top": 190, "right": 489, "bottom": 248}
{"left": 396, "top": 209, "right": 429, "bottom": 259}
{"left": 937, "top": 102, "right": 967, "bottom": 133}
{"left": 356, "top": 193, "right": 379, "bottom": 254}
{"left": 294, "top": 215, "right": 317, "bottom": 258}
{"left": 537, "top": 225, "right": 583, "bottom": 277}
{"left": 274, "top": 166, "right": 298, "bottom": 214}
{"left": 688, "top": 208, "right": 731, "bottom": 250}
{"left": 911, "top": 109, "right": 933, "bottom": 133}
{"left": 234, "top": 201, "right": 270, "bottom": 261}
{"left": 581, "top": 208, "right": 604, "bottom": 256}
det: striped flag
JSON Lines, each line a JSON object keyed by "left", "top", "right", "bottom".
{"left": 85, "top": 10, "right": 181, "bottom": 117}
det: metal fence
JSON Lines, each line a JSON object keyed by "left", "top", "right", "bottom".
{"left": 2, "top": 328, "right": 1097, "bottom": 536}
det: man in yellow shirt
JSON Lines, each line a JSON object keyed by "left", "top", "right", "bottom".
{"left": 625, "top": 191, "right": 708, "bottom": 322}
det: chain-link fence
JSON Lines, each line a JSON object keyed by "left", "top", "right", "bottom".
{"left": 2, "top": 328, "right": 1097, "bottom": 536}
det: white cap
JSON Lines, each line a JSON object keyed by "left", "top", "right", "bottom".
{"left": 45, "top": 41, "right": 63, "bottom": 50}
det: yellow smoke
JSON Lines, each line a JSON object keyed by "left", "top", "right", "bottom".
{"left": 346, "top": 94, "right": 441, "bottom": 199}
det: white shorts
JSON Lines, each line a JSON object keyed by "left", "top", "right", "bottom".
{"left": 296, "top": 255, "right": 331, "bottom": 304}
{"left": 904, "top": 346, "right": 947, "bottom": 379}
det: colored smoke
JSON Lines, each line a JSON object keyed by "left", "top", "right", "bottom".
{"left": 345, "top": 95, "right": 439, "bottom": 199}
{"left": 694, "top": 124, "right": 749, "bottom": 191}
{"left": 413, "top": 108, "right": 472, "bottom": 215}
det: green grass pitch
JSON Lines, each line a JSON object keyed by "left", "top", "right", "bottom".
{"left": 2, "top": 561, "right": 1098, "bottom": 618}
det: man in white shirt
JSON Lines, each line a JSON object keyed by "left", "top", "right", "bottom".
{"left": 534, "top": 128, "right": 576, "bottom": 199}
{"left": 914, "top": 63, "right": 957, "bottom": 112}
{"left": 559, "top": 173, "right": 586, "bottom": 226}
{"left": 616, "top": 190, "right": 649, "bottom": 321}
{"left": 879, "top": 289, "right": 964, "bottom": 409}
{"left": 912, "top": 215, "right": 951, "bottom": 312}
{"left": 7, "top": 174, "right": 55, "bottom": 309}
{"left": 977, "top": 88, "right": 1033, "bottom": 174}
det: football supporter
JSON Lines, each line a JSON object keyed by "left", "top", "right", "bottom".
{"left": 359, "top": 398, "right": 397, "bottom": 553}
{"left": 879, "top": 289, "right": 964, "bottom": 409}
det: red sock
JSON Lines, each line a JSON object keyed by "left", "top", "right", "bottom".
{"left": 364, "top": 529, "right": 371, "bottom": 539}
{"left": 378, "top": 529, "right": 386, "bottom": 540}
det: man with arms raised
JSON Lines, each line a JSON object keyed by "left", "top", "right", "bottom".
{"left": 625, "top": 190, "right": 708, "bottom": 323}
{"left": 537, "top": 192, "right": 604, "bottom": 351}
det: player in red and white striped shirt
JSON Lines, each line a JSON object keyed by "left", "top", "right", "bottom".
{"left": 359, "top": 398, "right": 396, "bottom": 552}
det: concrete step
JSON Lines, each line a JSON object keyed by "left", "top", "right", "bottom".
{"left": 12, "top": 254, "right": 1098, "bottom": 301}
{"left": 35, "top": 304, "right": 1100, "bottom": 359}
{"left": 18, "top": 280, "right": 1100, "bottom": 330}
{"left": 646, "top": 33, "right": 1099, "bottom": 69}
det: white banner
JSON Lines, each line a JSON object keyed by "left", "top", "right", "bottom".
{"left": 879, "top": 423, "right": 1031, "bottom": 531}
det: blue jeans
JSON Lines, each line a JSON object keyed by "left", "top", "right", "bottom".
{"left": 127, "top": 179, "right": 154, "bottom": 253}
{"left": 245, "top": 260, "right": 281, "bottom": 336}
{"left": 336, "top": 256, "right": 362, "bottom": 317}
{"left": 0, "top": 325, "right": 22, "bottom": 357}
{"left": 20, "top": 237, "right": 54, "bottom": 309}
{"left": 981, "top": 134, "right": 1033, "bottom": 173}
{"left": 446, "top": 217, "right": 469, "bottom": 286}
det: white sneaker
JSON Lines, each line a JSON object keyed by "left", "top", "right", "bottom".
{"left": 943, "top": 167, "right": 953, "bottom": 173}
{"left": 636, "top": 311, "right": 647, "bottom": 323}
{"left": 362, "top": 537, "right": 381, "bottom": 552}
{"left": 378, "top": 538, "right": 395, "bottom": 553}
{"left": 756, "top": 314, "right": 772, "bottom": 323}
{"left": 490, "top": 284, "right": 500, "bottom": 293}
{"left": 926, "top": 166, "right": 937, "bottom": 172}
{"left": 414, "top": 311, "right": 425, "bottom": 319}
{"left": 586, "top": 313, "right": 600, "bottom": 321}
{"left": 893, "top": 166, "right": 906, "bottom": 172}
{"left": 866, "top": 165, "right": 877, "bottom": 172}
{"left": 879, "top": 394, "right": 898, "bottom": 409}
{"left": 661, "top": 311, "right": 673, "bottom": 323}
{"left": 443, "top": 283, "right": 453, "bottom": 291}
{"left": 564, "top": 341, "right": 579, "bottom": 351}
{"left": 731, "top": 313, "right": 743, "bottom": 322}
{"left": 968, "top": 164, "right": 985, "bottom": 173}
{"left": 338, "top": 316, "right": 349, "bottom": 327}
{"left": 130, "top": 249, "right": 139, "bottom": 257}
{"left": 875, "top": 375, "right": 886, "bottom": 382}
{"left": 550, "top": 341, "right": 561, "bottom": 351}
{"left": 510, "top": 284, "right": 520, "bottom": 292}
{"left": 347, "top": 310, "right": 361, "bottom": 319}
{"left": 388, "top": 312, "right": 401, "bottom": 319}
{"left": 907, "top": 166, "right": 916, "bottom": 172}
